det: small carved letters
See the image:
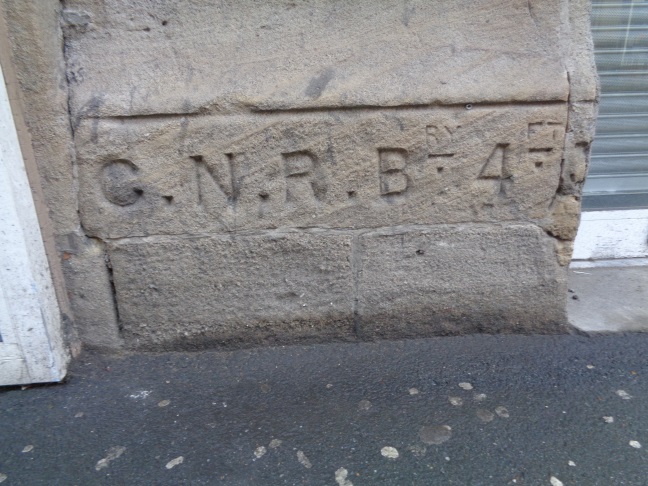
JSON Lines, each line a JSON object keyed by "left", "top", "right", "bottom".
{"left": 426, "top": 123, "right": 459, "bottom": 157}
{"left": 101, "top": 159, "right": 142, "bottom": 206}
{"left": 283, "top": 151, "right": 326, "bottom": 205}
{"left": 379, "top": 149, "right": 409, "bottom": 196}
{"left": 77, "top": 104, "right": 568, "bottom": 238}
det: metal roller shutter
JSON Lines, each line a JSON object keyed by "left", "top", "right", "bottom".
{"left": 583, "top": 0, "right": 648, "bottom": 210}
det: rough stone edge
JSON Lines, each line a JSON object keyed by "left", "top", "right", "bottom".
{"left": 0, "top": 3, "right": 78, "bottom": 359}
{"left": 541, "top": 0, "right": 599, "bottom": 267}
{"left": 1, "top": 1, "right": 122, "bottom": 353}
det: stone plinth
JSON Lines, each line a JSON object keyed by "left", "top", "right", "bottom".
{"left": 4, "top": 0, "right": 598, "bottom": 349}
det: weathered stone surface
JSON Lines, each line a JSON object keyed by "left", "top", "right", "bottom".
{"left": 357, "top": 224, "right": 568, "bottom": 338}
{"left": 56, "top": 233, "right": 122, "bottom": 350}
{"left": 2, "top": 0, "right": 79, "bottom": 235}
{"left": 108, "top": 233, "right": 355, "bottom": 349}
{"left": 62, "top": 0, "right": 569, "bottom": 119}
{"left": 542, "top": 195, "right": 581, "bottom": 241}
{"left": 563, "top": 0, "right": 599, "bottom": 103}
{"left": 3, "top": 0, "right": 599, "bottom": 350}
{"left": 76, "top": 104, "right": 568, "bottom": 239}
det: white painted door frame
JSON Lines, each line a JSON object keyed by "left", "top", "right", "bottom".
{"left": 0, "top": 61, "right": 68, "bottom": 385}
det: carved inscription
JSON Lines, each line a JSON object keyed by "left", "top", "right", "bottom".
{"left": 283, "top": 151, "right": 326, "bottom": 205}
{"left": 378, "top": 149, "right": 409, "bottom": 196}
{"left": 527, "top": 121, "right": 563, "bottom": 169}
{"left": 78, "top": 105, "right": 568, "bottom": 237}
{"left": 192, "top": 154, "right": 235, "bottom": 206}
{"left": 426, "top": 124, "right": 459, "bottom": 157}
{"left": 101, "top": 159, "right": 143, "bottom": 206}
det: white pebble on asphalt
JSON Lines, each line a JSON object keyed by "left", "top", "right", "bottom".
{"left": 381, "top": 446, "right": 399, "bottom": 459}
{"left": 495, "top": 406, "right": 510, "bottom": 418}
{"left": 165, "top": 456, "right": 184, "bottom": 469}
{"left": 335, "top": 467, "right": 354, "bottom": 486}
{"left": 616, "top": 390, "right": 632, "bottom": 400}
{"left": 297, "top": 451, "right": 312, "bottom": 468}
{"left": 449, "top": 396, "right": 463, "bottom": 406}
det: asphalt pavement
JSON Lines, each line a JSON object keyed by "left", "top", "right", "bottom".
{"left": 1, "top": 334, "right": 647, "bottom": 485}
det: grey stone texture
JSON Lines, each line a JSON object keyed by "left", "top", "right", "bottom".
{"left": 108, "top": 233, "right": 355, "bottom": 349}
{"left": 357, "top": 224, "right": 567, "bottom": 339}
{"left": 3, "top": 0, "right": 599, "bottom": 350}
{"left": 56, "top": 234, "right": 122, "bottom": 350}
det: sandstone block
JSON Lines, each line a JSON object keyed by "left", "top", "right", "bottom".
{"left": 2, "top": 0, "right": 79, "bottom": 235}
{"left": 56, "top": 233, "right": 122, "bottom": 350}
{"left": 357, "top": 224, "right": 568, "bottom": 338}
{"left": 108, "top": 233, "right": 355, "bottom": 349}
{"left": 4, "top": 0, "right": 598, "bottom": 350}
{"left": 76, "top": 105, "right": 568, "bottom": 239}
{"left": 62, "top": 0, "right": 569, "bottom": 119}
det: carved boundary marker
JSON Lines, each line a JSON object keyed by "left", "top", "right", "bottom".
{"left": 76, "top": 103, "right": 568, "bottom": 239}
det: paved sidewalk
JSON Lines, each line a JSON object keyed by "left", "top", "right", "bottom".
{"left": 568, "top": 263, "right": 648, "bottom": 333}
{"left": 1, "top": 334, "right": 647, "bottom": 485}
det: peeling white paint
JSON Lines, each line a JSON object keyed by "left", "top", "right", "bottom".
{"left": 629, "top": 440, "right": 642, "bottom": 449}
{"left": 408, "top": 388, "right": 419, "bottom": 395}
{"left": 495, "top": 406, "right": 510, "bottom": 418}
{"left": 586, "top": 365, "right": 595, "bottom": 369}
{"left": 95, "top": 446, "right": 126, "bottom": 471}
{"left": 165, "top": 456, "right": 184, "bottom": 469}
{"left": 254, "top": 446, "right": 267, "bottom": 458}
{"left": 158, "top": 399, "right": 170, "bottom": 407}
{"left": 22, "top": 445, "right": 34, "bottom": 453}
{"left": 0, "top": 473, "right": 6, "bottom": 483}
{"left": 335, "top": 467, "right": 354, "bottom": 486}
{"left": 459, "top": 382, "right": 473, "bottom": 390}
{"left": 381, "top": 446, "right": 399, "bottom": 459}
{"left": 448, "top": 396, "right": 463, "bottom": 406}
{"left": 297, "top": 450, "right": 312, "bottom": 468}
{"left": 616, "top": 390, "right": 632, "bottom": 400}
{"left": 269, "top": 439, "right": 282, "bottom": 449}
{"left": 568, "top": 460, "right": 576, "bottom": 467}
{"left": 603, "top": 416, "right": 614, "bottom": 423}
{"left": 129, "top": 391, "right": 151, "bottom": 400}
{"left": 550, "top": 476, "right": 563, "bottom": 486}
{"left": 474, "top": 393, "right": 487, "bottom": 402}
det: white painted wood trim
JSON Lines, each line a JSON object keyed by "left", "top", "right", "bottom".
{"left": 572, "top": 209, "right": 648, "bottom": 261}
{"left": 0, "top": 62, "right": 68, "bottom": 385}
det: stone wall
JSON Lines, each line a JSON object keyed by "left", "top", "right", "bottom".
{"left": 3, "top": 0, "right": 598, "bottom": 350}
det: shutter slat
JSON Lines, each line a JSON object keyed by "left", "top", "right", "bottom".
{"left": 591, "top": 135, "right": 648, "bottom": 156}
{"left": 595, "top": 114, "right": 648, "bottom": 134}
